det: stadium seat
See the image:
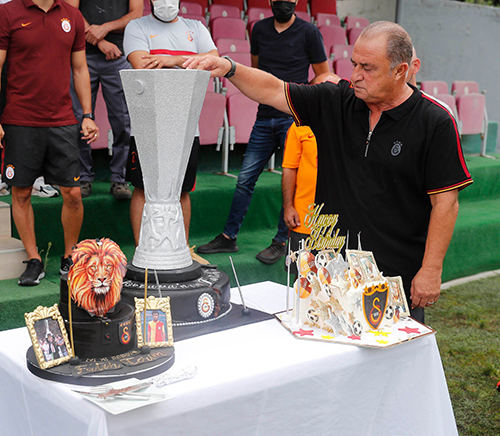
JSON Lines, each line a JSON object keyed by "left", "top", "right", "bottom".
{"left": 420, "top": 80, "right": 449, "bottom": 96}
{"left": 182, "top": 0, "right": 208, "bottom": 10}
{"left": 315, "top": 13, "right": 341, "bottom": 27}
{"left": 310, "top": 0, "right": 337, "bottom": 16}
{"left": 333, "top": 57, "right": 353, "bottom": 80}
{"left": 247, "top": 0, "right": 272, "bottom": 8}
{"left": 457, "top": 93, "right": 486, "bottom": 135}
{"left": 216, "top": 37, "right": 250, "bottom": 54}
{"left": 211, "top": 0, "right": 244, "bottom": 13}
{"left": 246, "top": 7, "right": 273, "bottom": 24}
{"left": 143, "top": 0, "right": 151, "bottom": 16}
{"left": 180, "top": 1, "right": 204, "bottom": 16}
{"left": 220, "top": 51, "right": 251, "bottom": 67}
{"left": 347, "top": 26, "right": 364, "bottom": 45}
{"left": 199, "top": 91, "right": 226, "bottom": 147}
{"left": 319, "top": 25, "right": 347, "bottom": 56}
{"left": 295, "top": 0, "right": 309, "bottom": 13}
{"left": 296, "top": 11, "right": 311, "bottom": 22}
{"left": 451, "top": 80, "right": 480, "bottom": 99}
{"left": 331, "top": 44, "right": 353, "bottom": 61}
{"left": 344, "top": 16, "right": 370, "bottom": 31}
{"left": 208, "top": 4, "right": 241, "bottom": 26}
{"left": 434, "top": 93, "right": 460, "bottom": 125}
{"left": 211, "top": 17, "right": 247, "bottom": 40}
{"left": 227, "top": 93, "right": 259, "bottom": 148}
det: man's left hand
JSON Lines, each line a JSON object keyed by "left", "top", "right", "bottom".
{"left": 86, "top": 24, "right": 109, "bottom": 45}
{"left": 81, "top": 118, "right": 99, "bottom": 144}
{"left": 409, "top": 266, "right": 442, "bottom": 308}
{"left": 97, "top": 40, "right": 122, "bottom": 60}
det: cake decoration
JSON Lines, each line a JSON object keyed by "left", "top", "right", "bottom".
{"left": 68, "top": 238, "right": 127, "bottom": 317}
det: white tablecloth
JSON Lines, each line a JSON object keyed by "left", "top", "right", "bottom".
{"left": 0, "top": 281, "right": 458, "bottom": 436}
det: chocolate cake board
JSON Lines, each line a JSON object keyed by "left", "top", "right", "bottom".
{"left": 173, "top": 303, "right": 274, "bottom": 342}
{"left": 26, "top": 346, "right": 175, "bottom": 386}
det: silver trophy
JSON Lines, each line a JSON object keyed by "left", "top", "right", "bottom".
{"left": 120, "top": 69, "right": 210, "bottom": 273}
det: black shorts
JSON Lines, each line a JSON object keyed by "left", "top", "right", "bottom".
{"left": 126, "top": 136, "right": 200, "bottom": 192}
{"left": 2, "top": 124, "right": 80, "bottom": 188}
{"left": 284, "top": 229, "right": 310, "bottom": 276}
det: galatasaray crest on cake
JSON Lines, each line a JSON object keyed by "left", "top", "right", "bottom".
{"left": 68, "top": 238, "right": 127, "bottom": 317}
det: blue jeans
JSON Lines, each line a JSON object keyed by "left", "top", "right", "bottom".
{"left": 223, "top": 116, "right": 293, "bottom": 243}
{"left": 71, "top": 54, "right": 131, "bottom": 183}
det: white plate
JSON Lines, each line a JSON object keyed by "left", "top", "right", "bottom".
{"left": 76, "top": 378, "right": 173, "bottom": 415}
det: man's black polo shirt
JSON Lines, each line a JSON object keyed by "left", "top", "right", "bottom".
{"left": 285, "top": 80, "right": 472, "bottom": 293}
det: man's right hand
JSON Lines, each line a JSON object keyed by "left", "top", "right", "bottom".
{"left": 284, "top": 206, "right": 301, "bottom": 229}
{"left": 183, "top": 54, "right": 232, "bottom": 78}
{"left": 97, "top": 40, "right": 122, "bottom": 61}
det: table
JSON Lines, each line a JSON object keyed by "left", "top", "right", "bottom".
{"left": 0, "top": 281, "right": 458, "bottom": 436}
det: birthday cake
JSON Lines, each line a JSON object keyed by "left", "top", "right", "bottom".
{"left": 284, "top": 248, "right": 411, "bottom": 338}
{"left": 58, "top": 238, "right": 136, "bottom": 359}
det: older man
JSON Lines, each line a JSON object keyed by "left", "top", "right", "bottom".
{"left": 184, "top": 21, "right": 472, "bottom": 322}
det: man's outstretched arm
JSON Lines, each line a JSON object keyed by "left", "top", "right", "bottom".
{"left": 183, "top": 54, "right": 291, "bottom": 115}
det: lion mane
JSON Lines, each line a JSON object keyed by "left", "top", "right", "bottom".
{"left": 68, "top": 238, "right": 127, "bottom": 317}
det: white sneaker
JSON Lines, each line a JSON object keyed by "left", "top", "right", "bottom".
{"left": 0, "top": 175, "right": 9, "bottom": 196}
{"left": 32, "top": 176, "right": 59, "bottom": 198}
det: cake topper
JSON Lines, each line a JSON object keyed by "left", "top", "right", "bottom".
{"left": 68, "top": 238, "right": 127, "bottom": 317}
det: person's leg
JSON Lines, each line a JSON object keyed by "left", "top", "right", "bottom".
{"left": 100, "top": 56, "right": 131, "bottom": 185}
{"left": 223, "top": 117, "right": 279, "bottom": 239}
{"left": 58, "top": 186, "right": 83, "bottom": 258}
{"left": 11, "top": 186, "right": 40, "bottom": 260}
{"left": 130, "top": 187, "right": 145, "bottom": 247}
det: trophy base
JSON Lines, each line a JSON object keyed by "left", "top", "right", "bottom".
{"left": 126, "top": 261, "right": 202, "bottom": 283}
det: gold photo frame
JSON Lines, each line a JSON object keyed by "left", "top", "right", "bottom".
{"left": 25, "top": 304, "right": 73, "bottom": 369}
{"left": 387, "top": 276, "right": 411, "bottom": 317}
{"left": 346, "top": 250, "right": 382, "bottom": 284}
{"left": 134, "top": 296, "right": 174, "bottom": 348}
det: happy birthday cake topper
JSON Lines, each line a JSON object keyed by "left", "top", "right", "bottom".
{"left": 303, "top": 203, "right": 346, "bottom": 251}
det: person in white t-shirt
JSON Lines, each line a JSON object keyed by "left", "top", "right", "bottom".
{"left": 123, "top": 0, "right": 218, "bottom": 264}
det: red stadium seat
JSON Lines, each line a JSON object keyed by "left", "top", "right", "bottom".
{"left": 199, "top": 92, "right": 226, "bottom": 146}
{"left": 451, "top": 81, "right": 480, "bottom": 99}
{"left": 315, "top": 13, "right": 341, "bottom": 27}
{"left": 310, "top": 0, "right": 337, "bottom": 16}
{"left": 221, "top": 51, "right": 251, "bottom": 67}
{"left": 420, "top": 80, "right": 449, "bottom": 96}
{"left": 295, "top": 0, "right": 308, "bottom": 13}
{"left": 211, "top": 17, "right": 247, "bottom": 40}
{"left": 247, "top": 0, "right": 273, "bottom": 8}
{"left": 211, "top": 0, "right": 244, "bottom": 13}
{"left": 295, "top": 11, "right": 311, "bottom": 22}
{"left": 457, "top": 93, "right": 486, "bottom": 135}
{"left": 433, "top": 93, "right": 459, "bottom": 123}
{"left": 344, "top": 16, "right": 370, "bottom": 31}
{"left": 246, "top": 7, "right": 273, "bottom": 23}
{"left": 180, "top": 14, "right": 207, "bottom": 25}
{"left": 216, "top": 37, "right": 250, "bottom": 54}
{"left": 208, "top": 4, "right": 241, "bottom": 26}
{"left": 319, "top": 25, "right": 347, "bottom": 56}
{"left": 347, "top": 26, "right": 364, "bottom": 45}
{"left": 180, "top": 1, "right": 204, "bottom": 16}
{"left": 333, "top": 57, "right": 353, "bottom": 80}
{"left": 331, "top": 44, "right": 353, "bottom": 61}
{"left": 227, "top": 93, "right": 258, "bottom": 146}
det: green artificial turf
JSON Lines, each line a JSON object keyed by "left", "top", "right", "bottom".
{"left": 427, "top": 275, "right": 500, "bottom": 435}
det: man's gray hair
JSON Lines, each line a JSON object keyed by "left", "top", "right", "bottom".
{"left": 359, "top": 21, "right": 413, "bottom": 70}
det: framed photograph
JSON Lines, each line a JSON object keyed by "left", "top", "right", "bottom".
{"left": 347, "top": 250, "right": 381, "bottom": 284}
{"left": 345, "top": 250, "right": 366, "bottom": 288}
{"left": 387, "top": 276, "right": 411, "bottom": 317}
{"left": 134, "top": 296, "right": 173, "bottom": 348}
{"left": 24, "top": 304, "right": 73, "bottom": 369}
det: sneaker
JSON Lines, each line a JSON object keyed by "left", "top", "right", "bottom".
{"left": 256, "top": 239, "right": 286, "bottom": 265}
{"left": 197, "top": 233, "right": 239, "bottom": 254}
{"left": 190, "top": 246, "right": 210, "bottom": 265}
{"left": 110, "top": 182, "right": 132, "bottom": 200}
{"left": 32, "top": 176, "right": 59, "bottom": 198}
{"left": 0, "top": 175, "right": 9, "bottom": 196}
{"left": 60, "top": 256, "right": 73, "bottom": 275}
{"left": 18, "top": 259, "right": 45, "bottom": 286}
{"left": 80, "top": 181, "right": 92, "bottom": 198}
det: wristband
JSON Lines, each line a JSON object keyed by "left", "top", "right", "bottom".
{"left": 222, "top": 56, "right": 236, "bottom": 79}
{"left": 82, "top": 112, "right": 95, "bottom": 121}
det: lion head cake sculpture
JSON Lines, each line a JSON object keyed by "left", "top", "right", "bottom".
{"left": 68, "top": 238, "right": 127, "bottom": 317}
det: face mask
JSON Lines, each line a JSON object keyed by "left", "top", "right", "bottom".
{"left": 152, "top": 0, "right": 179, "bottom": 23}
{"left": 271, "top": 1, "right": 296, "bottom": 23}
